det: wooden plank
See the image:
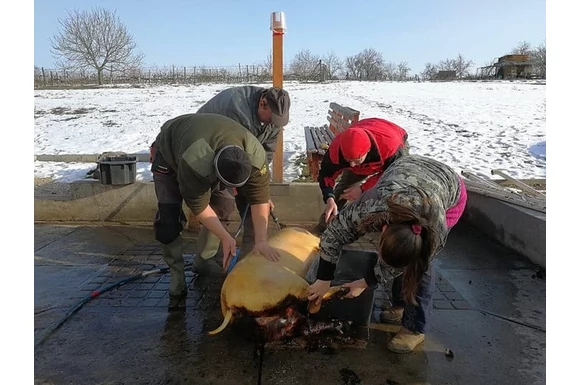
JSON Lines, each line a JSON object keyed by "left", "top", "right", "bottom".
{"left": 329, "top": 102, "right": 360, "bottom": 120}
{"left": 328, "top": 110, "right": 354, "bottom": 130}
{"left": 312, "top": 128, "right": 330, "bottom": 154}
{"left": 319, "top": 125, "right": 335, "bottom": 147}
{"left": 327, "top": 115, "right": 350, "bottom": 133}
{"left": 304, "top": 126, "right": 317, "bottom": 153}
{"left": 327, "top": 111, "right": 349, "bottom": 129}
{"left": 311, "top": 127, "right": 325, "bottom": 148}
{"left": 322, "top": 125, "right": 336, "bottom": 143}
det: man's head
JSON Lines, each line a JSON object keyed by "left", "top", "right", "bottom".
{"left": 214, "top": 145, "right": 252, "bottom": 187}
{"left": 257, "top": 87, "right": 290, "bottom": 127}
{"left": 340, "top": 127, "right": 372, "bottom": 167}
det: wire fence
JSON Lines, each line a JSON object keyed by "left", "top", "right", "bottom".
{"left": 34, "top": 63, "right": 543, "bottom": 89}
{"left": 33, "top": 64, "right": 300, "bottom": 88}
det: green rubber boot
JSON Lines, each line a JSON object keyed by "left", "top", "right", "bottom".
{"left": 162, "top": 236, "right": 186, "bottom": 310}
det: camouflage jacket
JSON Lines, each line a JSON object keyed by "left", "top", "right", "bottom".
{"left": 317, "top": 155, "right": 462, "bottom": 285}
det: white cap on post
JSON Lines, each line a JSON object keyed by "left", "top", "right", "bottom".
{"left": 270, "top": 11, "right": 286, "bottom": 32}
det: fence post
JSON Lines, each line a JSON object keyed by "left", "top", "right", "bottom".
{"left": 42, "top": 67, "right": 46, "bottom": 86}
{"left": 184, "top": 66, "right": 186, "bottom": 82}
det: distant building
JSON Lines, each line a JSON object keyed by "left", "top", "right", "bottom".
{"left": 435, "top": 70, "right": 457, "bottom": 81}
{"left": 478, "top": 54, "right": 534, "bottom": 79}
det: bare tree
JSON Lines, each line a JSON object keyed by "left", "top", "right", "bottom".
{"left": 345, "top": 48, "right": 385, "bottom": 81}
{"left": 454, "top": 54, "right": 474, "bottom": 78}
{"left": 421, "top": 63, "right": 438, "bottom": 81}
{"left": 49, "top": 7, "right": 144, "bottom": 85}
{"left": 511, "top": 41, "right": 533, "bottom": 55}
{"left": 396, "top": 61, "right": 411, "bottom": 80}
{"left": 383, "top": 61, "right": 397, "bottom": 81}
{"left": 322, "top": 51, "right": 343, "bottom": 79}
{"left": 434, "top": 54, "right": 474, "bottom": 78}
{"left": 289, "top": 49, "right": 320, "bottom": 80}
{"left": 436, "top": 58, "right": 454, "bottom": 72}
{"left": 344, "top": 55, "right": 361, "bottom": 80}
{"left": 259, "top": 51, "right": 273, "bottom": 78}
{"left": 531, "top": 40, "right": 546, "bottom": 78}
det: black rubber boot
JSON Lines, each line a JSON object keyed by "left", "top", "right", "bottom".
{"left": 168, "top": 290, "right": 187, "bottom": 312}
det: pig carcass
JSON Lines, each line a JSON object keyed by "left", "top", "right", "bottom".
{"left": 208, "top": 227, "right": 350, "bottom": 342}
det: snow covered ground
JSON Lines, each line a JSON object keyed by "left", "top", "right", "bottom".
{"left": 34, "top": 80, "right": 546, "bottom": 183}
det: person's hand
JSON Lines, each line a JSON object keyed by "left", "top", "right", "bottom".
{"left": 253, "top": 241, "right": 280, "bottom": 262}
{"left": 268, "top": 199, "right": 275, "bottom": 211}
{"left": 308, "top": 279, "right": 332, "bottom": 305}
{"left": 220, "top": 235, "right": 237, "bottom": 269}
{"left": 340, "top": 186, "right": 362, "bottom": 201}
{"left": 324, "top": 198, "right": 338, "bottom": 223}
{"left": 341, "top": 278, "right": 368, "bottom": 299}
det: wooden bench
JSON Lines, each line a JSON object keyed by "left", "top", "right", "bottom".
{"left": 304, "top": 102, "right": 360, "bottom": 182}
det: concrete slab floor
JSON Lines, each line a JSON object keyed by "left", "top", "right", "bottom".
{"left": 33, "top": 222, "right": 546, "bottom": 385}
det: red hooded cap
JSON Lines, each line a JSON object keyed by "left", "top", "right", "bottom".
{"left": 340, "top": 127, "right": 372, "bottom": 159}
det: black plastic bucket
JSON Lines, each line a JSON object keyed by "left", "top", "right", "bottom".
{"left": 98, "top": 155, "right": 137, "bottom": 185}
{"left": 310, "top": 249, "right": 379, "bottom": 326}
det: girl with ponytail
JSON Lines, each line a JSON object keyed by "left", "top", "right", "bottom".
{"left": 308, "top": 155, "right": 468, "bottom": 353}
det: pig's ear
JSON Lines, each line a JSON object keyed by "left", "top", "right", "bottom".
{"left": 307, "top": 300, "right": 322, "bottom": 314}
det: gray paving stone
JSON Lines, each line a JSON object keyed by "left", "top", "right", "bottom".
{"left": 128, "top": 290, "right": 149, "bottom": 298}
{"left": 139, "top": 298, "right": 161, "bottom": 307}
{"left": 436, "top": 284, "right": 456, "bottom": 292}
{"left": 444, "top": 292, "right": 465, "bottom": 301}
{"left": 451, "top": 300, "right": 472, "bottom": 310}
{"left": 147, "top": 290, "right": 166, "bottom": 299}
{"left": 433, "top": 292, "right": 447, "bottom": 300}
{"left": 433, "top": 300, "right": 454, "bottom": 309}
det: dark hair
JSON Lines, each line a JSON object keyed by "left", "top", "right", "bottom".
{"left": 359, "top": 187, "right": 440, "bottom": 305}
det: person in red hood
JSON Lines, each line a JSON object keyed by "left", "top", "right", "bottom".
{"left": 313, "top": 117, "right": 409, "bottom": 233}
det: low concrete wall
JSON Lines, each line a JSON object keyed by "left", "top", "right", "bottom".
{"left": 34, "top": 179, "right": 546, "bottom": 268}
{"left": 34, "top": 181, "right": 325, "bottom": 224}
{"left": 461, "top": 190, "right": 546, "bottom": 268}
{"left": 34, "top": 153, "right": 150, "bottom": 162}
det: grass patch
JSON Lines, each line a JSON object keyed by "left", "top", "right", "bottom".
{"left": 291, "top": 154, "right": 314, "bottom": 183}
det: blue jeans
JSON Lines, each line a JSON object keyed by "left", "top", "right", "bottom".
{"left": 391, "top": 265, "right": 435, "bottom": 334}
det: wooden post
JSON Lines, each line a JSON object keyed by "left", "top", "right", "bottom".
{"left": 271, "top": 11, "right": 286, "bottom": 183}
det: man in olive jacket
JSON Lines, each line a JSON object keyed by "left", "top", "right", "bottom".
{"left": 150, "top": 113, "right": 280, "bottom": 310}
{"left": 196, "top": 86, "right": 290, "bottom": 254}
